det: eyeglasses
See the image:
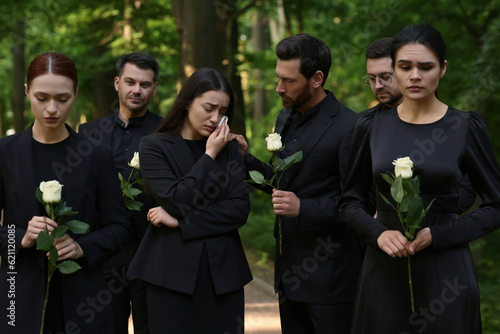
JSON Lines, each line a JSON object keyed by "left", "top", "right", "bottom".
{"left": 362, "top": 73, "right": 393, "bottom": 87}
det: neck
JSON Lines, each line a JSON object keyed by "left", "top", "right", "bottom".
{"left": 397, "top": 96, "right": 447, "bottom": 124}
{"left": 299, "top": 89, "right": 327, "bottom": 114}
{"left": 32, "top": 122, "right": 70, "bottom": 144}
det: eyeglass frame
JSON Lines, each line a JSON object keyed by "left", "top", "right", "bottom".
{"left": 362, "top": 73, "right": 394, "bottom": 87}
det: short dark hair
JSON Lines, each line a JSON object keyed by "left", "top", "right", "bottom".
{"left": 116, "top": 52, "right": 160, "bottom": 81}
{"left": 366, "top": 37, "right": 394, "bottom": 60}
{"left": 156, "top": 68, "right": 234, "bottom": 135}
{"left": 275, "top": 33, "right": 331, "bottom": 86}
{"left": 390, "top": 23, "right": 446, "bottom": 67}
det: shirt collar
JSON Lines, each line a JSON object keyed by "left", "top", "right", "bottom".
{"left": 112, "top": 109, "right": 149, "bottom": 128}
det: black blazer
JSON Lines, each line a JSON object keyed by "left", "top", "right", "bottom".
{"left": 0, "top": 125, "right": 133, "bottom": 333}
{"left": 128, "top": 134, "right": 252, "bottom": 295}
{"left": 246, "top": 91, "right": 364, "bottom": 304}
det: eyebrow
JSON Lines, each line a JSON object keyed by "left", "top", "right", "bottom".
{"left": 397, "top": 59, "right": 436, "bottom": 66}
{"left": 205, "top": 102, "right": 228, "bottom": 109}
{"left": 33, "top": 91, "right": 72, "bottom": 96}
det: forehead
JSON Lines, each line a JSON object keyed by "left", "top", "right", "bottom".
{"left": 366, "top": 57, "right": 393, "bottom": 74}
{"left": 196, "top": 90, "right": 230, "bottom": 106}
{"left": 395, "top": 43, "right": 439, "bottom": 63}
{"left": 275, "top": 58, "right": 303, "bottom": 79}
{"left": 120, "top": 62, "right": 155, "bottom": 81}
{"left": 29, "top": 73, "right": 75, "bottom": 94}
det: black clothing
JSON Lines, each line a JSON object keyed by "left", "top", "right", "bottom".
{"left": 128, "top": 134, "right": 252, "bottom": 333}
{"left": 79, "top": 110, "right": 161, "bottom": 334}
{"left": 0, "top": 125, "right": 132, "bottom": 333}
{"left": 245, "top": 91, "right": 363, "bottom": 331}
{"left": 340, "top": 108, "right": 500, "bottom": 333}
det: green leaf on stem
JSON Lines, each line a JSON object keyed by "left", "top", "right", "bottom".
{"left": 58, "top": 260, "right": 82, "bottom": 274}
{"left": 125, "top": 187, "right": 142, "bottom": 198}
{"left": 282, "top": 151, "right": 303, "bottom": 170}
{"left": 36, "top": 187, "right": 44, "bottom": 203}
{"left": 65, "top": 220, "right": 90, "bottom": 234}
{"left": 37, "top": 231, "right": 54, "bottom": 251}
{"left": 51, "top": 225, "right": 69, "bottom": 239}
{"left": 379, "top": 192, "right": 398, "bottom": 211}
{"left": 274, "top": 157, "right": 286, "bottom": 170}
{"left": 248, "top": 170, "right": 265, "bottom": 184}
{"left": 49, "top": 247, "right": 58, "bottom": 271}
{"left": 391, "top": 176, "right": 405, "bottom": 203}
{"left": 126, "top": 200, "right": 143, "bottom": 211}
{"left": 380, "top": 173, "right": 395, "bottom": 185}
{"left": 407, "top": 195, "right": 423, "bottom": 223}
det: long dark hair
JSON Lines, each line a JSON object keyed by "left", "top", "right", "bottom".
{"left": 156, "top": 68, "right": 234, "bottom": 135}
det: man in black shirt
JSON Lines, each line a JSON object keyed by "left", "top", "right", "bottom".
{"left": 362, "top": 37, "right": 403, "bottom": 112}
{"left": 79, "top": 52, "right": 162, "bottom": 334}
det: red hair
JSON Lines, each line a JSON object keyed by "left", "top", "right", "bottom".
{"left": 26, "top": 52, "right": 78, "bottom": 93}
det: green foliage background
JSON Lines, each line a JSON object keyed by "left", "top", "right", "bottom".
{"left": 1, "top": 0, "right": 500, "bottom": 331}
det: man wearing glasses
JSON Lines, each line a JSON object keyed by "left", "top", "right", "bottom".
{"left": 362, "top": 37, "right": 403, "bottom": 112}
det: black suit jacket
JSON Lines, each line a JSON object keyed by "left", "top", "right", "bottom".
{"left": 128, "top": 133, "right": 252, "bottom": 295}
{"left": 0, "top": 125, "right": 133, "bottom": 333}
{"left": 246, "top": 91, "right": 364, "bottom": 303}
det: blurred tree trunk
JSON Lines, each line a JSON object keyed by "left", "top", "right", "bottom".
{"left": 123, "top": 0, "right": 133, "bottom": 43}
{"left": 93, "top": 43, "right": 116, "bottom": 118}
{"left": 171, "top": 0, "right": 257, "bottom": 135}
{"left": 269, "top": 0, "right": 287, "bottom": 43}
{"left": 11, "top": 17, "right": 26, "bottom": 133}
{"left": 251, "top": 10, "right": 266, "bottom": 128}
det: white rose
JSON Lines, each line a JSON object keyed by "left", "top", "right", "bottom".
{"left": 265, "top": 133, "right": 282, "bottom": 152}
{"left": 129, "top": 152, "right": 140, "bottom": 169}
{"left": 393, "top": 157, "right": 413, "bottom": 179}
{"left": 39, "top": 180, "right": 63, "bottom": 203}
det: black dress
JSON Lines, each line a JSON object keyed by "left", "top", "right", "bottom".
{"left": 339, "top": 108, "right": 500, "bottom": 333}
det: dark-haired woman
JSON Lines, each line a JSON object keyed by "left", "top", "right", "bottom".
{"left": 128, "top": 68, "right": 252, "bottom": 334}
{"left": 340, "top": 24, "right": 500, "bottom": 333}
{"left": 0, "top": 52, "right": 132, "bottom": 333}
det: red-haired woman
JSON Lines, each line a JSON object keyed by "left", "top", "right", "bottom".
{"left": 0, "top": 52, "right": 132, "bottom": 333}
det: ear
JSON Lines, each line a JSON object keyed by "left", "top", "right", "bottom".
{"left": 440, "top": 60, "right": 448, "bottom": 78}
{"left": 114, "top": 76, "right": 120, "bottom": 92}
{"left": 153, "top": 81, "right": 159, "bottom": 96}
{"left": 311, "top": 70, "right": 324, "bottom": 89}
{"left": 24, "top": 83, "right": 29, "bottom": 96}
{"left": 75, "top": 86, "right": 79, "bottom": 98}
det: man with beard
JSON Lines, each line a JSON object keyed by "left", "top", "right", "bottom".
{"left": 362, "top": 37, "right": 403, "bottom": 112}
{"left": 231, "top": 33, "right": 363, "bottom": 333}
{"left": 78, "top": 52, "right": 161, "bottom": 334}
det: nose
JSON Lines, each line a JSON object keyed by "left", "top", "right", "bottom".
{"left": 210, "top": 112, "right": 220, "bottom": 125}
{"left": 410, "top": 68, "right": 421, "bottom": 80}
{"left": 374, "top": 78, "right": 384, "bottom": 89}
{"left": 46, "top": 99, "right": 57, "bottom": 114}
{"left": 132, "top": 82, "right": 141, "bottom": 94}
{"left": 276, "top": 80, "right": 285, "bottom": 93}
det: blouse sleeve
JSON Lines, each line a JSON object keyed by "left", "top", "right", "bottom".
{"left": 339, "top": 111, "right": 386, "bottom": 248}
{"left": 430, "top": 111, "right": 500, "bottom": 249}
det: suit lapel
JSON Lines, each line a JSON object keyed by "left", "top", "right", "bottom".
{"left": 161, "top": 135, "right": 196, "bottom": 177}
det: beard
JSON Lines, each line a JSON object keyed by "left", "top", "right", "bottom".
{"left": 280, "top": 85, "right": 312, "bottom": 111}
{"left": 375, "top": 91, "right": 403, "bottom": 106}
{"left": 120, "top": 93, "right": 148, "bottom": 114}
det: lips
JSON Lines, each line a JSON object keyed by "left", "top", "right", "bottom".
{"left": 44, "top": 117, "right": 58, "bottom": 123}
{"left": 128, "top": 95, "right": 144, "bottom": 103}
{"left": 408, "top": 86, "right": 423, "bottom": 92}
